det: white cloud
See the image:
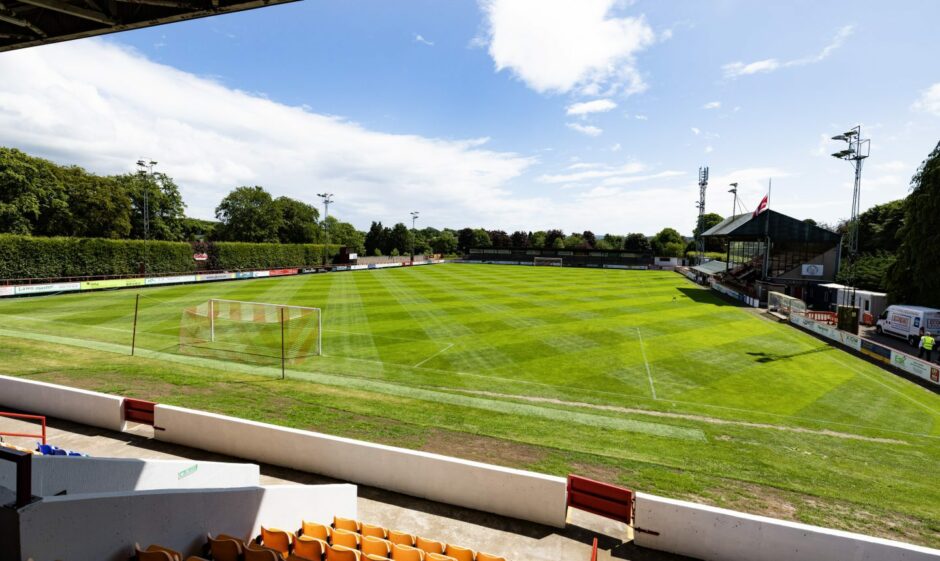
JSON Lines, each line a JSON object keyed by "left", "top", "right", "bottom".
{"left": 634, "top": 114, "right": 648, "bottom": 120}
{"left": 691, "top": 127, "right": 701, "bottom": 135}
{"left": 610, "top": 143, "right": 622, "bottom": 152}
{"left": 912, "top": 83, "right": 940, "bottom": 116}
{"left": 566, "top": 122, "right": 603, "bottom": 136}
{"left": 704, "top": 145, "right": 714, "bottom": 154}
{"left": 413, "top": 34, "right": 435, "bottom": 47}
{"left": 539, "top": 162, "right": 646, "bottom": 184}
{"left": 480, "top": 0, "right": 656, "bottom": 95}
{"left": 0, "top": 40, "right": 539, "bottom": 229}
{"left": 566, "top": 99, "right": 617, "bottom": 116}
{"left": 723, "top": 25, "right": 854, "bottom": 78}
{"left": 702, "top": 101, "right": 721, "bottom": 110}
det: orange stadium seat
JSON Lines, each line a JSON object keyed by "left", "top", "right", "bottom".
{"left": 261, "top": 527, "right": 294, "bottom": 557}
{"left": 302, "top": 521, "right": 332, "bottom": 542}
{"left": 443, "top": 545, "right": 474, "bottom": 561}
{"left": 333, "top": 516, "right": 361, "bottom": 533}
{"left": 387, "top": 531, "right": 415, "bottom": 547}
{"left": 426, "top": 554, "right": 456, "bottom": 561}
{"left": 293, "top": 535, "right": 326, "bottom": 561}
{"left": 244, "top": 544, "right": 284, "bottom": 561}
{"left": 475, "top": 553, "right": 505, "bottom": 561}
{"left": 326, "top": 543, "right": 361, "bottom": 561}
{"left": 364, "top": 556, "right": 393, "bottom": 561}
{"left": 391, "top": 544, "right": 425, "bottom": 561}
{"left": 361, "top": 523, "right": 388, "bottom": 539}
{"left": 135, "top": 543, "right": 182, "bottom": 561}
{"left": 331, "top": 528, "right": 361, "bottom": 550}
{"left": 207, "top": 534, "right": 244, "bottom": 561}
{"left": 415, "top": 537, "right": 444, "bottom": 555}
{"left": 361, "top": 536, "right": 392, "bottom": 558}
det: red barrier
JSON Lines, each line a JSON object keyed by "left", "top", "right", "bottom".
{"left": 124, "top": 398, "right": 156, "bottom": 426}
{"left": 0, "top": 411, "right": 46, "bottom": 445}
{"left": 589, "top": 537, "right": 598, "bottom": 561}
{"left": 567, "top": 474, "right": 634, "bottom": 524}
{"left": 806, "top": 311, "right": 837, "bottom": 324}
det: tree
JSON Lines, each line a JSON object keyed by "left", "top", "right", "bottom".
{"left": 530, "top": 231, "right": 547, "bottom": 248}
{"left": 323, "top": 216, "right": 365, "bottom": 253}
{"left": 61, "top": 167, "right": 131, "bottom": 239}
{"left": 488, "top": 229, "right": 511, "bottom": 248}
{"left": 693, "top": 212, "right": 724, "bottom": 252}
{"left": 457, "top": 228, "right": 475, "bottom": 253}
{"left": 623, "top": 233, "right": 651, "bottom": 253}
{"left": 180, "top": 218, "right": 216, "bottom": 241}
{"left": 214, "top": 185, "right": 280, "bottom": 242}
{"left": 387, "top": 222, "right": 410, "bottom": 255}
{"left": 581, "top": 230, "right": 596, "bottom": 248}
{"left": 563, "top": 233, "right": 584, "bottom": 248}
{"left": 663, "top": 241, "right": 686, "bottom": 257}
{"left": 888, "top": 140, "right": 940, "bottom": 306}
{"left": 274, "top": 196, "right": 320, "bottom": 243}
{"left": 651, "top": 227, "right": 683, "bottom": 255}
{"left": 472, "top": 228, "right": 492, "bottom": 248}
{"left": 551, "top": 237, "right": 565, "bottom": 249}
{"left": 0, "top": 147, "right": 71, "bottom": 236}
{"left": 601, "top": 233, "right": 623, "bottom": 250}
{"left": 510, "top": 230, "right": 530, "bottom": 248}
{"left": 544, "top": 229, "right": 564, "bottom": 248}
{"left": 365, "top": 221, "right": 387, "bottom": 255}
{"left": 119, "top": 172, "right": 187, "bottom": 241}
{"left": 838, "top": 251, "right": 895, "bottom": 292}
{"left": 857, "top": 200, "right": 904, "bottom": 255}
{"left": 431, "top": 231, "right": 458, "bottom": 254}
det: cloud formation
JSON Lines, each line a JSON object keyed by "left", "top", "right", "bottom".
{"left": 0, "top": 40, "right": 536, "bottom": 228}
{"left": 702, "top": 101, "right": 721, "bottom": 110}
{"left": 912, "top": 83, "right": 940, "bottom": 116}
{"left": 480, "top": 0, "right": 655, "bottom": 95}
{"left": 723, "top": 25, "right": 854, "bottom": 78}
{"left": 566, "top": 99, "right": 617, "bottom": 116}
{"left": 566, "top": 122, "right": 603, "bottom": 136}
{"left": 413, "top": 34, "right": 435, "bottom": 46}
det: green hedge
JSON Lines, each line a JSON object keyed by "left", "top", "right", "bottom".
{"left": 0, "top": 235, "right": 342, "bottom": 279}
{"left": 207, "top": 242, "right": 340, "bottom": 271}
{"left": 0, "top": 235, "right": 193, "bottom": 279}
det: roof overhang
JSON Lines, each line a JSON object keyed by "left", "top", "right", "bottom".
{"left": 0, "top": 0, "right": 299, "bottom": 53}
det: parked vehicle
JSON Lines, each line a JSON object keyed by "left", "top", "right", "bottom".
{"left": 875, "top": 305, "right": 940, "bottom": 345}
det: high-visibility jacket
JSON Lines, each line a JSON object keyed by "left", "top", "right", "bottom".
{"left": 924, "top": 336, "right": 936, "bottom": 350}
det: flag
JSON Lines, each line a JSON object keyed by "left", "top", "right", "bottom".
{"left": 753, "top": 194, "right": 768, "bottom": 217}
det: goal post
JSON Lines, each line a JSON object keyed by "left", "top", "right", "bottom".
{"left": 180, "top": 299, "right": 321, "bottom": 372}
{"left": 534, "top": 256, "right": 563, "bottom": 267}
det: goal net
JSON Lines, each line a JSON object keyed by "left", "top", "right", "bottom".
{"left": 534, "top": 257, "right": 563, "bottom": 267}
{"left": 767, "top": 291, "right": 806, "bottom": 316}
{"left": 179, "top": 299, "right": 321, "bottom": 366}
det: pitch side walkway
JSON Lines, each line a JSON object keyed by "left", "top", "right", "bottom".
{"left": 0, "top": 415, "right": 693, "bottom": 561}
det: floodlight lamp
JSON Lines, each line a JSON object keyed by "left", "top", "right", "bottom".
{"left": 831, "top": 134, "right": 847, "bottom": 141}
{"left": 842, "top": 130, "right": 858, "bottom": 137}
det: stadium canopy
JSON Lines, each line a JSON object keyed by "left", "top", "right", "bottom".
{"left": 0, "top": 0, "right": 297, "bottom": 52}
{"left": 701, "top": 210, "right": 841, "bottom": 245}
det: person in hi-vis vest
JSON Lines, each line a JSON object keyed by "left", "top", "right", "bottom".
{"left": 922, "top": 332, "right": 936, "bottom": 363}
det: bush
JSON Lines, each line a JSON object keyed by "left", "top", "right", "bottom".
{"left": 0, "top": 234, "right": 192, "bottom": 279}
{"left": 208, "top": 242, "right": 340, "bottom": 270}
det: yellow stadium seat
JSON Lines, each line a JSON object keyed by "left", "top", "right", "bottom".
{"left": 261, "top": 527, "right": 294, "bottom": 557}
{"left": 391, "top": 544, "right": 425, "bottom": 561}
{"left": 331, "top": 528, "right": 361, "bottom": 549}
{"left": 326, "top": 544, "right": 361, "bottom": 561}
{"left": 302, "top": 521, "right": 332, "bottom": 542}
{"left": 361, "top": 536, "right": 392, "bottom": 558}
{"left": 443, "top": 545, "right": 473, "bottom": 561}
{"left": 135, "top": 543, "right": 182, "bottom": 561}
{"left": 360, "top": 523, "right": 388, "bottom": 539}
{"left": 475, "top": 553, "right": 505, "bottom": 561}
{"left": 244, "top": 545, "right": 283, "bottom": 561}
{"left": 293, "top": 535, "right": 326, "bottom": 561}
{"left": 426, "top": 554, "right": 456, "bottom": 561}
{"left": 387, "top": 531, "right": 415, "bottom": 547}
{"left": 415, "top": 537, "right": 443, "bottom": 555}
{"left": 364, "top": 556, "right": 392, "bottom": 561}
{"left": 333, "top": 516, "right": 361, "bottom": 533}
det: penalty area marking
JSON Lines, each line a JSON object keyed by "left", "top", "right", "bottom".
{"left": 637, "top": 327, "right": 657, "bottom": 400}
{"left": 414, "top": 342, "right": 454, "bottom": 368}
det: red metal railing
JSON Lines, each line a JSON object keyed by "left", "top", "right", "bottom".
{"left": 0, "top": 412, "right": 46, "bottom": 445}
{"left": 806, "top": 311, "right": 837, "bottom": 324}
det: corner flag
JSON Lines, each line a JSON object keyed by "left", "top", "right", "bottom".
{"left": 753, "top": 194, "right": 768, "bottom": 217}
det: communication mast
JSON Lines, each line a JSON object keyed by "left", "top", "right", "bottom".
{"left": 695, "top": 166, "right": 709, "bottom": 264}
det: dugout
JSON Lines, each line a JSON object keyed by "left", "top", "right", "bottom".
{"left": 701, "top": 210, "right": 842, "bottom": 305}
{"left": 465, "top": 247, "right": 654, "bottom": 268}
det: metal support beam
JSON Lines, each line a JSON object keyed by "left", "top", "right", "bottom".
{"left": 117, "top": 0, "right": 193, "bottom": 8}
{"left": 0, "top": 3, "right": 47, "bottom": 36}
{"left": 17, "top": 0, "right": 115, "bottom": 24}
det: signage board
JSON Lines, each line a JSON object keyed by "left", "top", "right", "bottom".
{"left": 801, "top": 264, "right": 824, "bottom": 276}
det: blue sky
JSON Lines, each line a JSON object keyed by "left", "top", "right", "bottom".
{"left": 1, "top": 0, "right": 938, "bottom": 235}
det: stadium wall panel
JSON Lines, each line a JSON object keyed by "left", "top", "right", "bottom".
{"left": 634, "top": 492, "right": 940, "bottom": 561}
{"left": 0, "top": 456, "right": 259, "bottom": 497}
{"left": 16, "top": 484, "right": 356, "bottom": 561}
{"left": 153, "top": 404, "right": 568, "bottom": 527}
{"left": 0, "top": 374, "right": 124, "bottom": 431}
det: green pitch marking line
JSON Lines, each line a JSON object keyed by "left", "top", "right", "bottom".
{"left": 0, "top": 328, "right": 706, "bottom": 442}
{"left": 413, "top": 342, "right": 454, "bottom": 368}
{"left": 637, "top": 326, "right": 657, "bottom": 400}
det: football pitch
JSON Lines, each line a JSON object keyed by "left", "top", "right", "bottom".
{"left": 1, "top": 264, "right": 938, "bottom": 545}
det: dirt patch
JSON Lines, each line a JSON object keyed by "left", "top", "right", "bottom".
{"left": 454, "top": 389, "right": 907, "bottom": 445}
{"left": 420, "top": 428, "right": 548, "bottom": 468}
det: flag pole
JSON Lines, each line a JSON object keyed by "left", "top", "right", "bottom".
{"left": 762, "top": 178, "right": 772, "bottom": 286}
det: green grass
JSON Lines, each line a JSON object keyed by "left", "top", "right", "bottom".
{"left": 1, "top": 264, "right": 938, "bottom": 546}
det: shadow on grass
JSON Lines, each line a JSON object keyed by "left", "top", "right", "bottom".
{"left": 676, "top": 287, "right": 741, "bottom": 307}
{"left": 747, "top": 345, "right": 833, "bottom": 363}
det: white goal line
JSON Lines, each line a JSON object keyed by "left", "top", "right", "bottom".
{"left": 208, "top": 298, "right": 321, "bottom": 312}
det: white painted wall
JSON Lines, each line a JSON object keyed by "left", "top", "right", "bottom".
{"left": 0, "top": 456, "right": 259, "bottom": 497}
{"left": 634, "top": 493, "right": 940, "bottom": 561}
{"left": 17, "top": 484, "right": 356, "bottom": 561}
{"left": 0, "top": 374, "right": 124, "bottom": 431}
{"left": 154, "top": 404, "right": 568, "bottom": 527}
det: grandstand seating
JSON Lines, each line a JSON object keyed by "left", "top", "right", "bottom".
{"left": 132, "top": 516, "right": 506, "bottom": 561}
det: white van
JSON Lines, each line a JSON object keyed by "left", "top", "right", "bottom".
{"left": 875, "top": 305, "right": 940, "bottom": 345}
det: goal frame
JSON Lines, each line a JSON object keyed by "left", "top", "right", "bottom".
{"left": 207, "top": 298, "right": 321, "bottom": 348}
{"left": 533, "top": 256, "right": 563, "bottom": 267}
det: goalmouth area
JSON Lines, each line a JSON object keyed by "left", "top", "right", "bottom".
{"left": 0, "top": 263, "right": 938, "bottom": 547}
